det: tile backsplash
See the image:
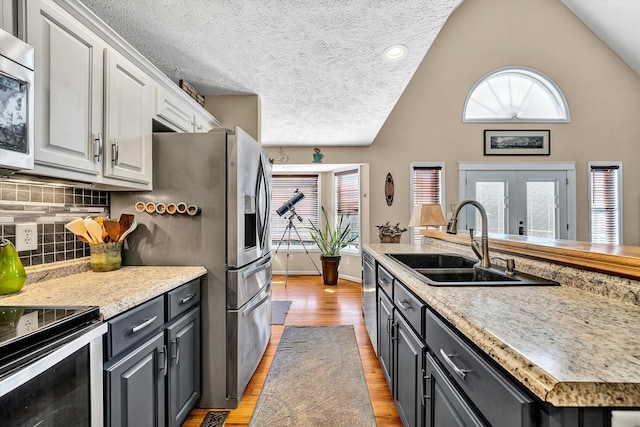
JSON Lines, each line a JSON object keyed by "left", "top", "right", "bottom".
{"left": 0, "top": 176, "right": 109, "bottom": 266}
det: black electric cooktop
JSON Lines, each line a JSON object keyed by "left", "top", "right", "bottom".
{"left": 0, "top": 306, "right": 100, "bottom": 373}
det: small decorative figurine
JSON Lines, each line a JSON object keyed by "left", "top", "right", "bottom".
{"left": 312, "top": 147, "right": 324, "bottom": 163}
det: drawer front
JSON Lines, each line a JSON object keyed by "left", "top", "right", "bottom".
{"left": 108, "top": 295, "right": 165, "bottom": 359}
{"left": 394, "top": 280, "right": 425, "bottom": 338}
{"left": 377, "top": 265, "right": 394, "bottom": 298}
{"left": 167, "top": 279, "right": 201, "bottom": 321}
{"left": 425, "top": 310, "right": 535, "bottom": 427}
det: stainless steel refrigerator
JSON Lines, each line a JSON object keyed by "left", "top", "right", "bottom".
{"left": 111, "top": 127, "right": 272, "bottom": 408}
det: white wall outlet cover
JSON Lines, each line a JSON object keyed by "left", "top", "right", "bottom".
{"left": 15, "top": 223, "right": 38, "bottom": 252}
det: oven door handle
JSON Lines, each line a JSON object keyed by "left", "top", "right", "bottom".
{"left": 242, "top": 287, "right": 271, "bottom": 317}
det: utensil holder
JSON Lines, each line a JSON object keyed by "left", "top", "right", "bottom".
{"left": 90, "top": 241, "right": 122, "bottom": 272}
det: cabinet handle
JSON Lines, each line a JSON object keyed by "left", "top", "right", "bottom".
{"left": 111, "top": 139, "right": 119, "bottom": 165}
{"left": 398, "top": 300, "right": 412, "bottom": 310}
{"left": 131, "top": 316, "right": 158, "bottom": 333}
{"left": 180, "top": 294, "right": 195, "bottom": 305}
{"left": 439, "top": 349, "right": 471, "bottom": 380}
{"left": 160, "top": 344, "right": 168, "bottom": 376}
{"left": 93, "top": 133, "right": 102, "bottom": 162}
{"left": 424, "top": 371, "right": 431, "bottom": 402}
{"left": 175, "top": 336, "right": 180, "bottom": 364}
{"left": 421, "top": 368, "right": 429, "bottom": 405}
{"left": 386, "top": 315, "right": 392, "bottom": 334}
{"left": 391, "top": 322, "right": 397, "bottom": 341}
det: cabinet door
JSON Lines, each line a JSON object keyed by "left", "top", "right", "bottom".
{"left": 166, "top": 307, "right": 201, "bottom": 427}
{"left": 378, "top": 290, "right": 394, "bottom": 389}
{"left": 105, "top": 332, "right": 166, "bottom": 427}
{"left": 104, "top": 49, "right": 152, "bottom": 184}
{"left": 425, "top": 353, "right": 486, "bottom": 427}
{"left": 25, "top": 0, "right": 104, "bottom": 175}
{"left": 395, "top": 312, "right": 426, "bottom": 427}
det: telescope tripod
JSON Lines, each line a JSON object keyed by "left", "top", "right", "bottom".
{"left": 273, "top": 208, "right": 321, "bottom": 288}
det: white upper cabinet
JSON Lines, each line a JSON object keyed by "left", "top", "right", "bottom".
{"left": 18, "top": 0, "right": 220, "bottom": 189}
{"left": 155, "top": 86, "right": 192, "bottom": 133}
{"left": 26, "top": 0, "right": 105, "bottom": 176}
{"left": 103, "top": 49, "right": 152, "bottom": 184}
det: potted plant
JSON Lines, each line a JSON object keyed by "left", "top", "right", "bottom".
{"left": 308, "top": 207, "right": 357, "bottom": 285}
{"left": 376, "top": 222, "right": 407, "bottom": 243}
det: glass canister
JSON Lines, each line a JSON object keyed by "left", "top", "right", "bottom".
{"left": 90, "top": 241, "right": 122, "bottom": 272}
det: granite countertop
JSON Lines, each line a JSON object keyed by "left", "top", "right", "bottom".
{"left": 0, "top": 259, "right": 207, "bottom": 319}
{"left": 365, "top": 243, "right": 640, "bottom": 408}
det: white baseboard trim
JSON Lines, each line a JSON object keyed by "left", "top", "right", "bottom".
{"left": 272, "top": 270, "right": 322, "bottom": 276}
{"left": 272, "top": 271, "right": 362, "bottom": 283}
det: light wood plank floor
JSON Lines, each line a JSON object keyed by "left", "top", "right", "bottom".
{"left": 183, "top": 274, "right": 402, "bottom": 427}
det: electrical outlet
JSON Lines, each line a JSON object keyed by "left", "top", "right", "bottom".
{"left": 15, "top": 223, "right": 38, "bottom": 251}
{"left": 346, "top": 257, "right": 351, "bottom": 265}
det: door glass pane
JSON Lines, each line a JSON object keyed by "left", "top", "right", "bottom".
{"left": 526, "top": 181, "right": 557, "bottom": 238}
{"left": 475, "top": 182, "right": 506, "bottom": 234}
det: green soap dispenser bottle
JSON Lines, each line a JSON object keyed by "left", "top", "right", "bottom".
{"left": 0, "top": 239, "right": 27, "bottom": 295}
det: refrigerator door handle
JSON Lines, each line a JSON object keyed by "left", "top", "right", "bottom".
{"left": 242, "top": 286, "right": 271, "bottom": 317}
{"left": 243, "top": 259, "right": 271, "bottom": 279}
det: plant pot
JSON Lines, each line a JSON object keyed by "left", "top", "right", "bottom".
{"left": 320, "top": 255, "right": 341, "bottom": 285}
{"left": 379, "top": 234, "right": 401, "bottom": 243}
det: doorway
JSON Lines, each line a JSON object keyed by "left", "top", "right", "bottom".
{"left": 458, "top": 163, "right": 576, "bottom": 240}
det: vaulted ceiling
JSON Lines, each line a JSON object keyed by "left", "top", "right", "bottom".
{"left": 80, "top": 0, "right": 639, "bottom": 147}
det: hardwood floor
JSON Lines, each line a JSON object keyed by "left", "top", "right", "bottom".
{"left": 183, "top": 274, "right": 402, "bottom": 426}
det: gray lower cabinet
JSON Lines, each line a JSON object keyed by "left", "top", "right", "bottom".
{"left": 166, "top": 306, "right": 201, "bottom": 427}
{"left": 378, "top": 288, "right": 394, "bottom": 386}
{"left": 104, "top": 279, "right": 202, "bottom": 427}
{"left": 395, "top": 311, "right": 426, "bottom": 427}
{"left": 377, "top": 274, "right": 426, "bottom": 427}
{"left": 105, "top": 332, "right": 166, "bottom": 427}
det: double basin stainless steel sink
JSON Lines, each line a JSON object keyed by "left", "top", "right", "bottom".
{"left": 386, "top": 253, "right": 559, "bottom": 286}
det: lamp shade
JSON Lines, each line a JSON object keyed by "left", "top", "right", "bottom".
{"left": 408, "top": 204, "right": 447, "bottom": 227}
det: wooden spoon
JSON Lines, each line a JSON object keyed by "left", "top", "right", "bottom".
{"left": 118, "top": 220, "right": 138, "bottom": 242}
{"left": 64, "top": 218, "right": 93, "bottom": 243}
{"left": 103, "top": 220, "right": 121, "bottom": 243}
{"left": 84, "top": 218, "right": 104, "bottom": 244}
{"left": 118, "top": 214, "right": 134, "bottom": 241}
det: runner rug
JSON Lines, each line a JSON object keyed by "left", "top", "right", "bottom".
{"left": 270, "top": 300, "right": 292, "bottom": 324}
{"left": 248, "top": 325, "right": 376, "bottom": 426}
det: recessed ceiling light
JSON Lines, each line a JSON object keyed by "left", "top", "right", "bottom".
{"left": 383, "top": 44, "right": 408, "bottom": 61}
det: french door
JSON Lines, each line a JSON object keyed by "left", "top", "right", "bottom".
{"left": 463, "top": 170, "right": 571, "bottom": 239}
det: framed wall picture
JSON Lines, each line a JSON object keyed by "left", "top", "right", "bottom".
{"left": 484, "top": 130, "right": 550, "bottom": 156}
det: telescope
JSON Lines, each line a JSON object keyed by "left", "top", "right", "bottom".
{"left": 276, "top": 190, "right": 305, "bottom": 216}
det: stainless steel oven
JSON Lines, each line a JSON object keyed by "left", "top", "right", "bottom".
{"left": 0, "top": 28, "right": 35, "bottom": 173}
{"left": 0, "top": 306, "right": 107, "bottom": 426}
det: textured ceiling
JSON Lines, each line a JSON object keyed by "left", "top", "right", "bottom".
{"left": 560, "top": 0, "right": 640, "bottom": 76}
{"left": 80, "top": 0, "right": 638, "bottom": 147}
{"left": 80, "top": 0, "right": 461, "bottom": 146}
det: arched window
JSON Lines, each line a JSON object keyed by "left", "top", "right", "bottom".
{"left": 463, "top": 67, "right": 570, "bottom": 122}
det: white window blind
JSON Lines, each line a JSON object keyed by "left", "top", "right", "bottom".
{"left": 590, "top": 165, "right": 621, "bottom": 245}
{"left": 271, "top": 175, "right": 319, "bottom": 246}
{"left": 411, "top": 166, "right": 442, "bottom": 243}
{"left": 335, "top": 169, "right": 359, "bottom": 249}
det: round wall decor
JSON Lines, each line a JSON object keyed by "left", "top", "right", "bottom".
{"left": 385, "top": 173, "right": 394, "bottom": 206}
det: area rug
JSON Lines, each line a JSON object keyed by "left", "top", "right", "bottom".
{"left": 271, "top": 300, "right": 292, "bottom": 324}
{"left": 248, "top": 325, "right": 376, "bottom": 426}
{"left": 200, "top": 410, "right": 229, "bottom": 427}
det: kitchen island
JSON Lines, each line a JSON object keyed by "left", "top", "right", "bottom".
{"left": 365, "top": 240, "right": 640, "bottom": 411}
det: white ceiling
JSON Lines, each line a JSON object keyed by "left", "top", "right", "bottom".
{"left": 80, "top": 0, "right": 639, "bottom": 147}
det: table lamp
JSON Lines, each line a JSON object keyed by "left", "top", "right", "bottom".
{"left": 408, "top": 204, "right": 447, "bottom": 233}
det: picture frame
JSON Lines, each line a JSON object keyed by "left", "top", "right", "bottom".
{"left": 484, "top": 130, "right": 550, "bottom": 156}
